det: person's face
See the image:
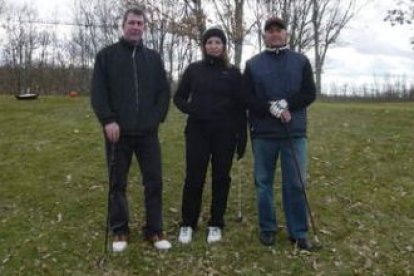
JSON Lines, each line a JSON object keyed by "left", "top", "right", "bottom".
{"left": 263, "top": 25, "right": 287, "bottom": 48}
{"left": 122, "top": 13, "right": 145, "bottom": 44}
{"left": 204, "top": 37, "right": 225, "bottom": 57}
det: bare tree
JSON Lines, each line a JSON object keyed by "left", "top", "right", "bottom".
{"left": 124, "top": 0, "right": 201, "bottom": 83}
{"left": 0, "top": 0, "right": 4, "bottom": 17}
{"left": 386, "top": 0, "right": 414, "bottom": 48}
{"left": 182, "top": 0, "right": 207, "bottom": 43}
{"left": 68, "top": 0, "right": 122, "bottom": 93}
{"left": 157, "top": 0, "right": 206, "bottom": 79}
{"left": 312, "top": 0, "right": 356, "bottom": 95}
{"left": 211, "top": 0, "right": 254, "bottom": 67}
{"left": 70, "top": 0, "right": 121, "bottom": 68}
{"left": 2, "top": 3, "right": 41, "bottom": 94}
{"left": 239, "top": 0, "right": 359, "bottom": 95}
{"left": 386, "top": 0, "right": 413, "bottom": 25}
{"left": 249, "top": 0, "right": 314, "bottom": 53}
{"left": 286, "top": 0, "right": 314, "bottom": 52}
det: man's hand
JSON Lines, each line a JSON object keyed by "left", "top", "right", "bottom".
{"left": 269, "top": 99, "right": 288, "bottom": 118}
{"left": 280, "top": 109, "right": 291, "bottom": 123}
{"left": 104, "top": 122, "right": 120, "bottom": 143}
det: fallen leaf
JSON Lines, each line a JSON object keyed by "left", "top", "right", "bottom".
{"left": 169, "top": 207, "right": 178, "bottom": 213}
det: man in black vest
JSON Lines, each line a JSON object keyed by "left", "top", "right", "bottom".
{"left": 242, "top": 17, "right": 316, "bottom": 250}
{"left": 91, "top": 8, "right": 171, "bottom": 252}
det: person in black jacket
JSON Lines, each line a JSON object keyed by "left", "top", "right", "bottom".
{"left": 174, "top": 27, "right": 247, "bottom": 244}
{"left": 91, "top": 8, "right": 171, "bottom": 252}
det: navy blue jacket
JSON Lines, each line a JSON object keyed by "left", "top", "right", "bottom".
{"left": 242, "top": 49, "right": 316, "bottom": 138}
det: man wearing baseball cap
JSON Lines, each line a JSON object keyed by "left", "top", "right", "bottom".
{"left": 242, "top": 16, "right": 316, "bottom": 251}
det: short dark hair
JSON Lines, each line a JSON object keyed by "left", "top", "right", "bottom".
{"left": 122, "top": 8, "right": 146, "bottom": 27}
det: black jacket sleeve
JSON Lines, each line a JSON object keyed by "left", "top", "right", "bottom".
{"left": 286, "top": 58, "right": 316, "bottom": 111}
{"left": 241, "top": 63, "right": 270, "bottom": 117}
{"left": 173, "top": 66, "right": 195, "bottom": 114}
{"left": 155, "top": 55, "right": 171, "bottom": 122}
{"left": 90, "top": 51, "right": 116, "bottom": 126}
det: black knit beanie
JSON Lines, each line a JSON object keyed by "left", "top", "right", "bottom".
{"left": 201, "top": 27, "right": 227, "bottom": 46}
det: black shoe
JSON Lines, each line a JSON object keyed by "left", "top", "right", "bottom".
{"left": 290, "top": 237, "right": 313, "bottom": 251}
{"left": 260, "top": 232, "right": 275, "bottom": 246}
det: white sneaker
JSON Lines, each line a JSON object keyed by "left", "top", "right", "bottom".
{"left": 154, "top": 239, "right": 172, "bottom": 250}
{"left": 148, "top": 234, "right": 172, "bottom": 250}
{"left": 112, "top": 235, "right": 128, "bottom": 253}
{"left": 112, "top": 241, "right": 127, "bottom": 252}
{"left": 207, "top": 227, "right": 222, "bottom": 244}
{"left": 178, "top": 226, "right": 193, "bottom": 244}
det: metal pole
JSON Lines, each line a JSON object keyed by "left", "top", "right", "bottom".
{"left": 97, "top": 143, "right": 116, "bottom": 268}
{"left": 283, "top": 124, "right": 321, "bottom": 246}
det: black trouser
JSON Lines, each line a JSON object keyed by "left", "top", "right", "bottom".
{"left": 181, "top": 120, "right": 237, "bottom": 229}
{"left": 105, "top": 132, "right": 163, "bottom": 238}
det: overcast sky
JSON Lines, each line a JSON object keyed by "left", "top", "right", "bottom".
{"left": 5, "top": 0, "right": 414, "bottom": 89}
{"left": 323, "top": 0, "right": 414, "bottom": 88}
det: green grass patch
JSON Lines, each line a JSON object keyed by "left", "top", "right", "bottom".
{"left": 1, "top": 96, "right": 413, "bottom": 275}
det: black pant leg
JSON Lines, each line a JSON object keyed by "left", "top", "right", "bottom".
{"left": 106, "top": 136, "right": 133, "bottom": 235}
{"left": 135, "top": 132, "right": 164, "bottom": 238}
{"left": 181, "top": 121, "right": 211, "bottom": 229}
{"left": 209, "top": 128, "right": 237, "bottom": 228}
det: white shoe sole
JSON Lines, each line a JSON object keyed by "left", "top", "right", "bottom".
{"left": 207, "top": 227, "right": 222, "bottom": 244}
{"left": 178, "top": 238, "right": 192, "bottom": 244}
{"left": 207, "top": 237, "right": 222, "bottom": 244}
{"left": 154, "top": 240, "right": 172, "bottom": 250}
{"left": 112, "top": 241, "right": 127, "bottom": 253}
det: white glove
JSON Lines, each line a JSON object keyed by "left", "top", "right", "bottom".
{"left": 269, "top": 99, "right": 288, "bottom": 118}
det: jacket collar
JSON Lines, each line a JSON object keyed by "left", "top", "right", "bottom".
{"left": 119, "top": 37, "right": 144, "bottom": 51}
{"left": 265, "top": 45, "right": 289, "bottom": 55}
{"left": 203, "top": 54, "right": 226, "bottom": 67}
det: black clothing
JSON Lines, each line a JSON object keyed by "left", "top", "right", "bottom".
{"left": 181, "top": 120, "right": 236, "bottom": 229}
{"left": 174, "top": 58, "right": 246, "bottom": 229}
{"left": 91, "top": 38, "right": 170, "bottom": 135}
{"left": 105, "top": 133, "right": 163, "bottom": 237}
{"left": 174, "top": 59, "right": 243, "bottom": 123}
{"left": 91, "top": 38, "right": 170, "bottom": 237}
{"left": 174, "top": 58, "right": 247, "bottom": 159}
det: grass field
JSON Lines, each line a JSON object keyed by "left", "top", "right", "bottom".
{"left": 0, "top": 96, "right": 413, "bottom": 275}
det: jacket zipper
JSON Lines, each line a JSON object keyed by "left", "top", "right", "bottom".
{"left": 132, "top": 46, "right": 139, "bottom": 111}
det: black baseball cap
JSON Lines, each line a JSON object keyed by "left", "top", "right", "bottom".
{"left": 264, "top": 17, "right": 286, "bottom": 31}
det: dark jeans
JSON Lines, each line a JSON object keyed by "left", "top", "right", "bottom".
{"left": 181, "top": 120, "right": 237, "bottom": 229}
{"left": 105, "top": 132, "right": 163, "bottom": 238}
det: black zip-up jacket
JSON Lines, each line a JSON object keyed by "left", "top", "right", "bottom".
{"left": 173, "top": 56, "right": 247, "bottom": 158}
{"left": 91, "top": 38, "right": 170, "bottom": 135}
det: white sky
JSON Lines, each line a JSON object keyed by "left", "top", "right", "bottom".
{"left": 3, "top": 0, "right": 414, "bottom": 90}
{"left": 323, "top": 0, "right": 414, "bottom": 89}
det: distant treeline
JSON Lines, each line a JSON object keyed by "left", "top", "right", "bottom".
{"left": 0, "top": 65, "right": 92, "bottom": 95}
{"left": 1, "top": 64, "right": 413, "bottom": 101}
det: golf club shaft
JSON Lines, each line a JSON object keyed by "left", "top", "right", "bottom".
{"left": 283, "top": 123, "right": 319, "bottom": 238}
{"left": 238, "top": 159, "right": 243, "bottom": 219}
{"left": 104, "top": 143, "right": 116, "bottom": 254}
